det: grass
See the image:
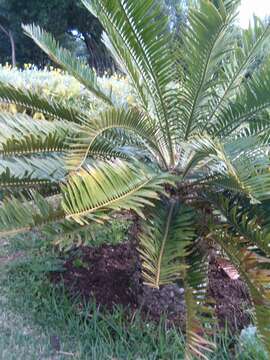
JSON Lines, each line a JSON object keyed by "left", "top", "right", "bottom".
{"left": 0, "top": 228, "right": 268, "bottom": 359}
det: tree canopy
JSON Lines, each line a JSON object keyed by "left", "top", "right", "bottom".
{"left": 0, "top": 0, "right": 192, "bottom": 70}
{"left": 0, "top": 0, "right": 114, "bottom": 71}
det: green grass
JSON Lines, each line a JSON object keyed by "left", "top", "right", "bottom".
{"left": 0, "top": 229, "right": 268, "bottom": 360}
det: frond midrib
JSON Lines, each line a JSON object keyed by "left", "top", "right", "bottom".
{"left": 65, "top": 175, "right": 154, "bottom": 218}
{"left": 206, "top": 24, "right": 270, "bottom": 127}
{"left": 75, "top": 121, "right": 168, "bottom": 170}
{"left": 155, "top": 201, "right": 175, "bottom": 288}
{"left": 183, "top": 19, "right": 228, "bottom": 140}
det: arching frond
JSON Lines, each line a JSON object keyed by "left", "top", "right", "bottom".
{"left": 209, "top": 64, "right": 270, "bottom": 137}
{"left": 66, "top": 108, "right": 167, "bottom": 169}
{"left": 209, "top": 193, "right": 270, "bottom": 256}
{"left": 206, "top": 18, "right": 270, "bottom": 127}
{"left": 61, "top": 160, "right": 169, "bottom": 224}
{"left": 185, "top": 135, "right": 270, "bottom": 203}
{"left": 0, "top": 82, "right": 82, "bottom": 123}
{"left": 138, "top": 201, "right": 195, "bottom": 288}
{"left": 183, "top": 243, "right": 216, "bottom": 360}
{"left": 23, "top": 24, "right": 113, "bottom": 106}
{"left": 0, "top": 168, "right": 55, "bottom": 190}
{"left": 102, "top": 32, "right": 148, "bottom": 109}
{"left": 213, "top": 229, "right": 270, "bottom": 353}
{"left": 82, "top": 0, "right": 177, "bottom": 166}
{"left": 0, "top": 112, "right": 73, "bottom": 157}
{"left": 0, "top": 154, "right": 66, "bottom": 190}
{"left": 179, "top": 0, "right": 237, "bottom": 140}
{"left": 0, "top": 192, "right": 65, "bottom": 237}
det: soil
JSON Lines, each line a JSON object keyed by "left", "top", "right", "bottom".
{"left": 51, "top": 242, "right": 251, "bottom": 332}
{"left": 208, "top": 257, "right": 251, "bottom": 332}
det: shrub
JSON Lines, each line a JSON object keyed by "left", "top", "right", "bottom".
{"left": 1, "top": 0, "right": 270, "bottom": 358}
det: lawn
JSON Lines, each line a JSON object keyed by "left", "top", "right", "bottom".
{"left": 0, "top": 230, "right": 267, "bottom": 360}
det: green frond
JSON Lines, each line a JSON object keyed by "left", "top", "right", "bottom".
{"left": 231, "top": 111, "right": 270, "bottom": 144}
{"left": 209, "top": 65, "right": 270, "bottom": 137}
{"left": 0, "top": 192, "right": 65, "bottom": 237}
{"left": 0, "top": 82, "right": 82, "bottom": 123}
{"left": 82, "top": 0, "right": 177, "bottom": 165}
{"left": 206, "top": 18, "right": 270, "bottom": 128}
{"left": 102, "top": 32, "right": 148, "bottom": 109}
{"left": 0, "top": 154, "right": 66, "bottom": 190}
{"left": 183, "top": 243, "right": 216, "bottom": 360}
{"left": 179, "top": 0, "right": 237, "bottom": 140}
{"left": 0, "top": 112, "right": 73, "bottom": 157}
{"left": 0, "top": 168, "right": 55, "bottom": 190}
{"left": 185, "top": 135, "right": 270, "bottom": 203}
{"left": 66, "top": 107, "right": 166, "bottom": 169}
{"left": 23, "top": 24, "right": 113, "bottom": 106}
{"left": 45, "top": 220, "right": 95, "bottom": 251}
{"left": 61, "top": 160, "right": 169, "bottom": 224}
{"left": 138, "top": 201, "right": 196, "bottom": 288}
{"left": 209, "top": 193, "right": 270, "bottom": 256}
{"left": 213, "top": 229, "right": 270, "bottom": 353}
{"left": 1, "top": 132, "right": 66, "bottom": 157}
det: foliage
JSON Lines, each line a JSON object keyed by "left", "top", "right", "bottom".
{"left": 1, "top": 0, "right": 270, "bottom": 358}
{"left": 0, "top": 0, "right": 114, "bottom": 71}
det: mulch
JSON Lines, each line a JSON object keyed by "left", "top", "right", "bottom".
{"left": 51, "top": 242, "right": 252, "bottom": 332}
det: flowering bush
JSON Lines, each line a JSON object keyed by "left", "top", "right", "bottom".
{"left": 0, "top": 63, "right": 134, "bottom": 116}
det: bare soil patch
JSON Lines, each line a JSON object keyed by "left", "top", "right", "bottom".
{"left": 51, "top": 242, "right": 251, "bottom": 332}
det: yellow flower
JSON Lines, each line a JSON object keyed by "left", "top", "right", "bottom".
{"left": 126, "top": 95, "right": 135, "bottom": 104}
{"left": 9, "top": 104, "right": 17, "bottom": 114}
{"left": 33, "top": 112, "right": 45, "bottom": 120}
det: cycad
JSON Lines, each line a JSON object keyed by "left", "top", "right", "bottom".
{"left": 1, "top": 0, "right": 270, "bottom": 358}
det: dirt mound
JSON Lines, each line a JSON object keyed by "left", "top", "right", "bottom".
{"left": 208, "top": 258, "right": 251, "bottom": 331}
{"left": 52, "top": 243, "right": 252, "bottom": 331}
{"left": 52, "top": 243, "right": 139, "bottom": 310}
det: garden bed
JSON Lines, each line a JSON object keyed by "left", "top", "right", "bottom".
{"left": 52, "top": 242, "right": 252, "bottom": 332}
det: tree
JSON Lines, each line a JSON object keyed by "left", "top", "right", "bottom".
{"left": 1, "top": 0, "right": 270, "bottom": 358}
{"left": 0, "top": 12, "right": 16, "bottom": 67}
{"left": 0, "top": 0, "right": 114, "bottom": 71}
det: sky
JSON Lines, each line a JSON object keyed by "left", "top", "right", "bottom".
{"left": 239, "top": 0, "right": 270, "bottom": 28}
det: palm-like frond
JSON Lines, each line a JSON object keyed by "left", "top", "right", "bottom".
{"left": 0, "top": 154, "right": 66, "bottom": 190}
{"left": 0, "top": 1, "right": 270, "bottom": 356}
{"left": 138, "top": 201, "right": 196, "bottom": 288}
{"left": 82, "top": 0, "right": 177, "bottom": 166}
{"left": 209, "top": 63, "right": 270, "bottom": 137}
{"left": 23, "top": 25, "right": 113, "bottom": 106}
{"left": 66, "top": 107, "right": 167, "bottom": 169}
{"left": 206, "top": 17, "right": 270, "bottom": 128}
{"left": 0, "top": 112, "right": 72, "bottom": 157}
{"left": 61, "top": 160, "right": 169, "bottom": 224}
{"left": 185, "top": 135, "right": 270, "bottom": 203}
{"left": 102, "top": 32, "right": 148, "bottom": 109}
{"left": 183, "top": 243, "right": 216, "bottom": 360}
{"left": 179, "top": 0, "right": 237, "bottom": 140}
{"left": 0, "top": 82, "right": 82, "bottom": 123}
{"left": 0, "top": 192, "right": 65, "bottom": 237}
{"left": 210, "top": 193, "right": 270, "bottom": 256}
{"left": 213, "top": 229, "right": 270, "bottom": 353}
{"left": 0, "top": 113, "right": 68, "bottom": 188}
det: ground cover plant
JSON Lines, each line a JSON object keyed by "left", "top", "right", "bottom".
{"left": 1, "top": 0, "right": 270, "bottom": 358}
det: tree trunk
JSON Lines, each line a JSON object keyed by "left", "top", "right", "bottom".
{"left": 9, "top": 30, "right": 16, "bottom": 68}
{"left": 0, "top": 24, "right": 16, "bottom": 67}
{"left": 82, "top": 31, "right": 115, "bottom": 75}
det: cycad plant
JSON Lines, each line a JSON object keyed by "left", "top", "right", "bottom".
{"left": 1, "top": 0, "right": 270, "bottom": 357}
